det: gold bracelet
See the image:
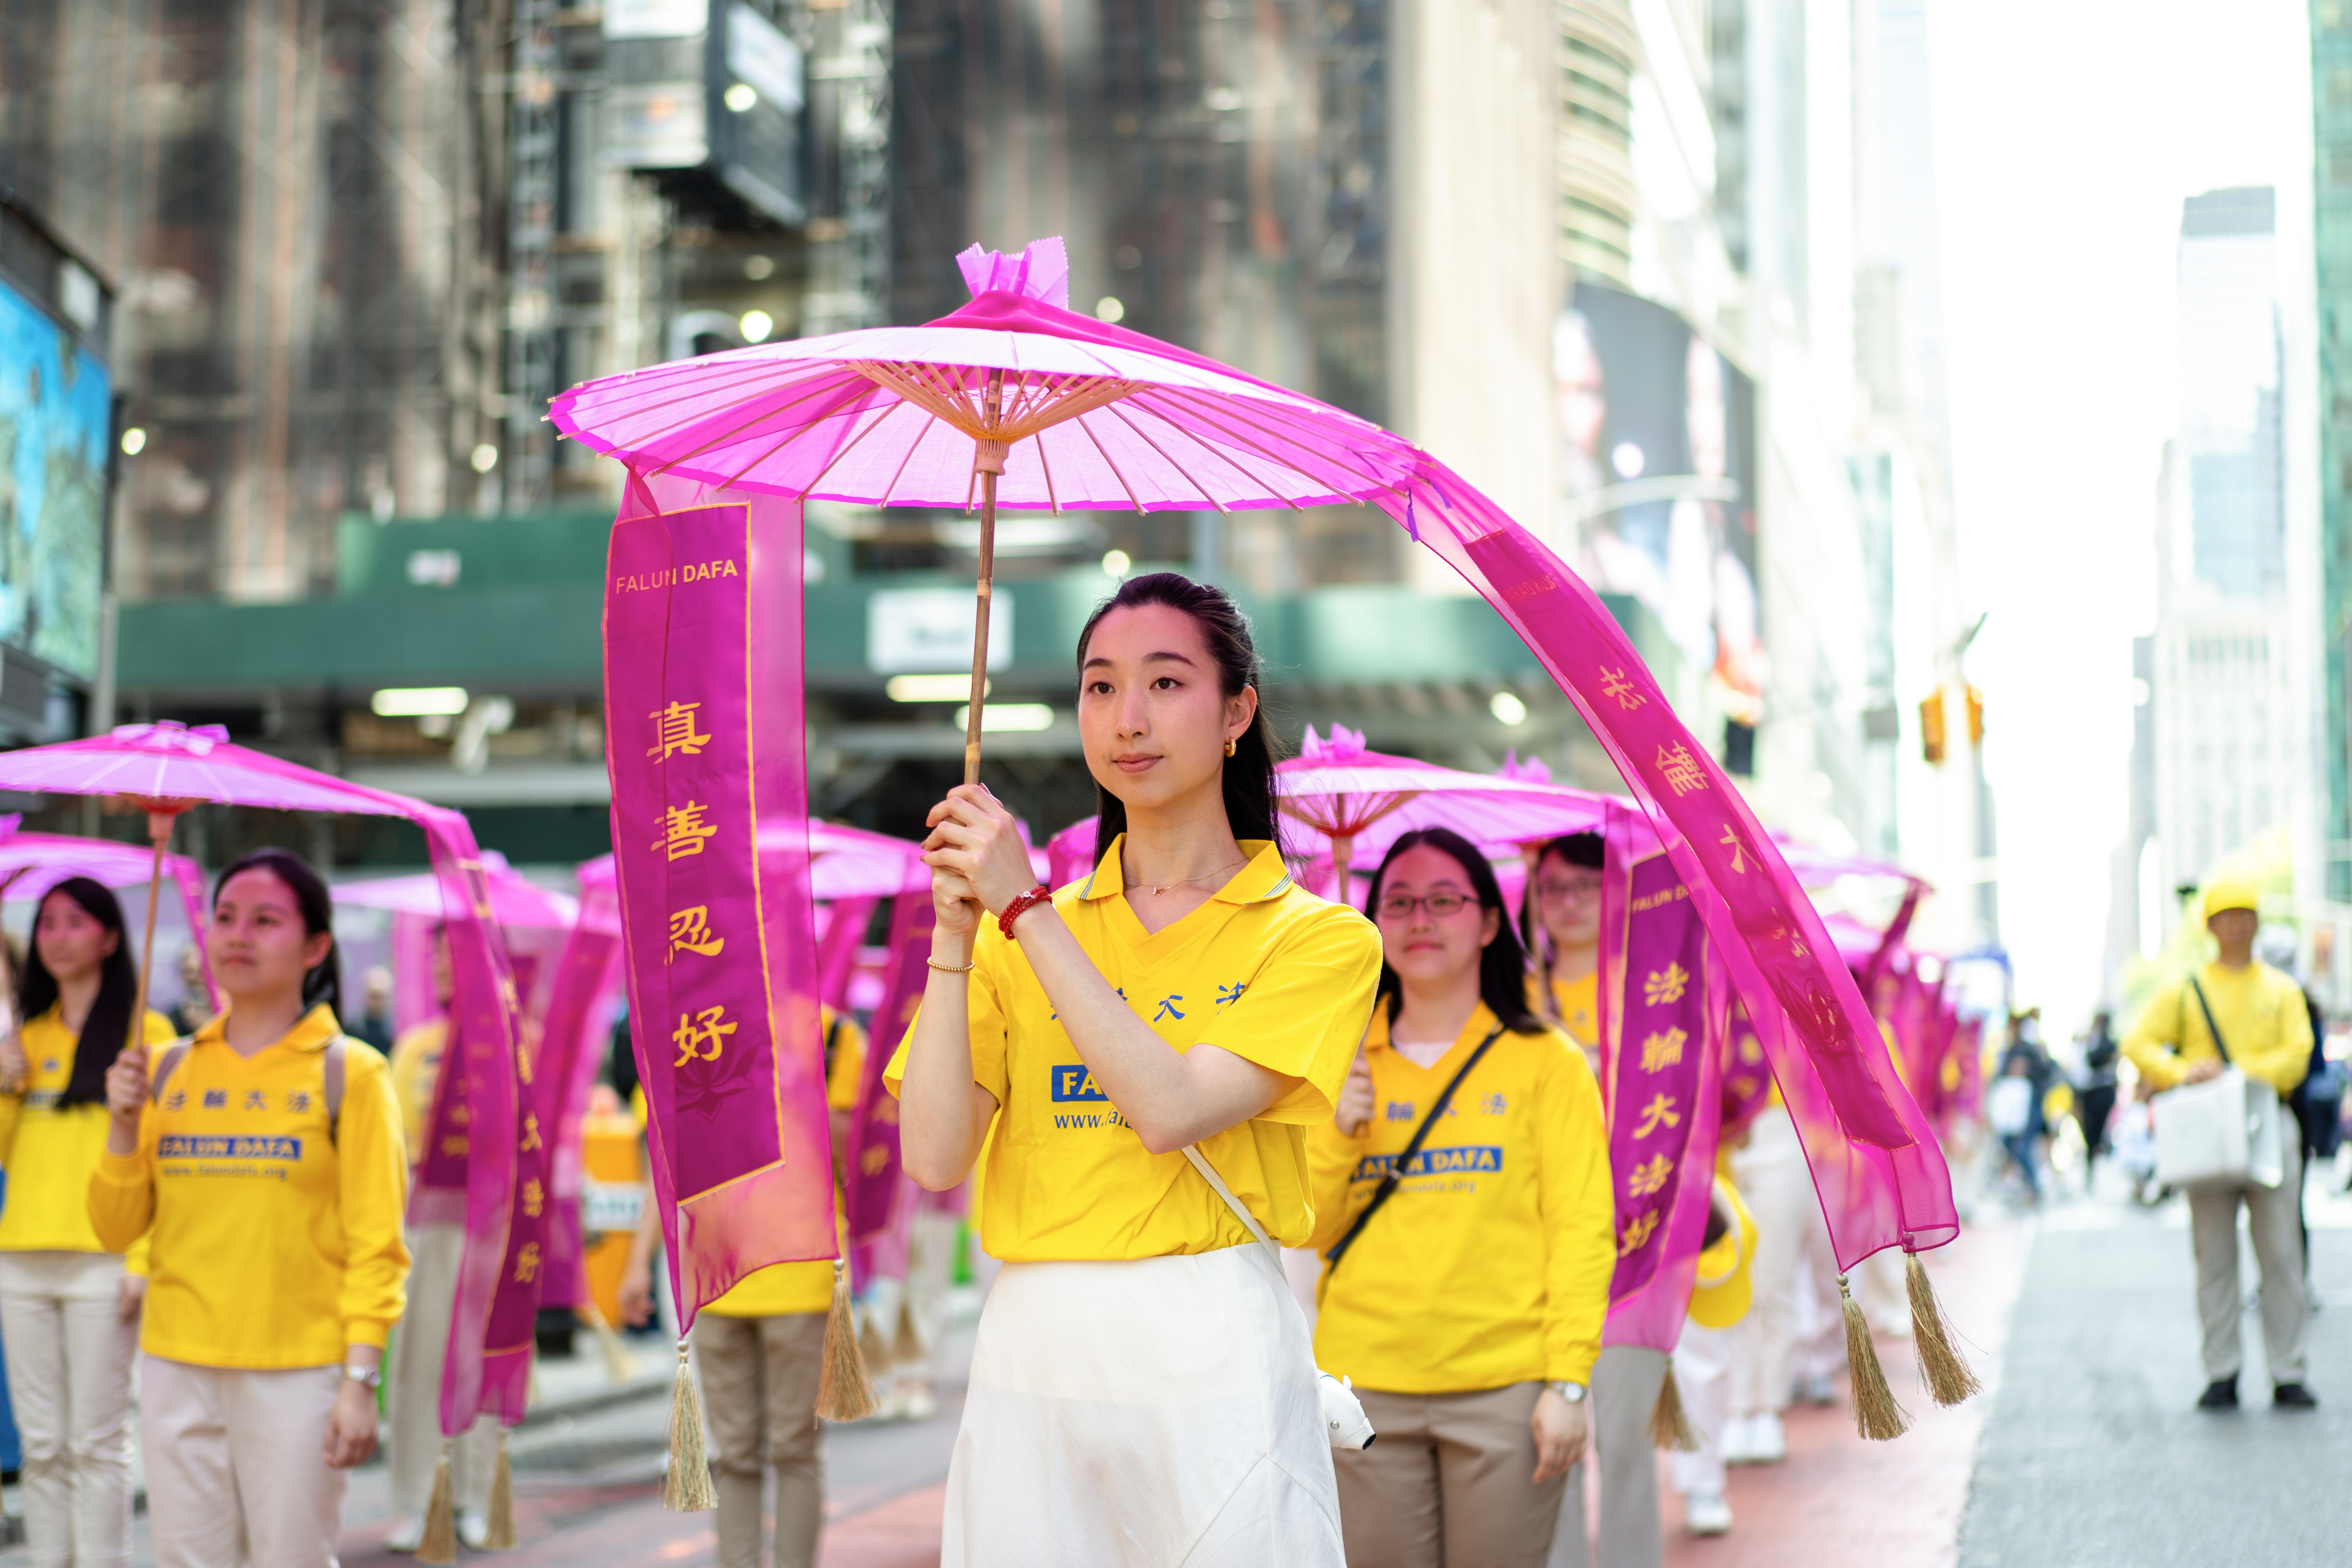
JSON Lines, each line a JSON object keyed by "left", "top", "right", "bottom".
{"left": 926, "top": 957, "right": 975, "bottom": 974}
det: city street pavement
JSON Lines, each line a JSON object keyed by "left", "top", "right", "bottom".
{"left": 7, "top": 1171, "right": 2349, "bottom": 1566}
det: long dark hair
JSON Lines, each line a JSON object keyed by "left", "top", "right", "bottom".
{"left": 213, "top": 848, "right": 343, "bottom": 1019}
{"left": 18, "top": 878, "right": 140, "bottom": 1110}
{"left": 1078, "top": 572, "right": 1285, "bottom": 865}
{"left": 1368, "top": 827, "right": 1545, "bottom": 1036}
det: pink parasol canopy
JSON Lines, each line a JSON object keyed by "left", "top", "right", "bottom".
{"left": 334, "top": 850, "right": 580, "bottom": 929}
{"left": 0, "top": 825, "right": 221, "bottom": 1015}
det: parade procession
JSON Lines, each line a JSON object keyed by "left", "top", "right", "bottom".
{"left": 2, "top": 4, "right": 2346, "bottom": 1564}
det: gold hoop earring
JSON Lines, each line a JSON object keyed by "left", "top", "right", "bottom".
{"left": 1224, "top": 737, "right": 1238, "bottom": 758}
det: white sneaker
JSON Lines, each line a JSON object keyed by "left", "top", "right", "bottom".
{"left": 384, "top": 1516, "right": 426, "bottom": 1554}
{"left": 1685, "top": 1493, "right": 1734, "bottom": 1536}
{"left": 1746, "top": 1409, "right": 1788, "bottom": 1463}
{"left": 1720, "top": 1414, "right": 1755, "bottom": 1464}
{"left": 457, "top": 1510, "right": 491, "bottom": 1551}
{"left": 899, "top": 1381, "right": 939, "bottom": 1421}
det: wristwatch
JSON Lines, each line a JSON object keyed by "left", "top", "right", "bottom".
{"left": 1549, "top": 1380, "right": 1587, "bottom": 1404}
{"left": 344, "top": 1362, "right": 383, "bottom": 1391}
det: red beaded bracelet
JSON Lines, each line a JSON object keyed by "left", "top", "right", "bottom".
{"left": 998, "top": 884, "right": 1054, "bottom": 940}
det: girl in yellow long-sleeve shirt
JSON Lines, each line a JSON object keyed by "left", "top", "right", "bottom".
{"left": 91, "top": 848, "right": 409, "bottom": 1568}
{"left": 1310, "top": 827, "right": 1613, "bottom": 1568}
{"left": 0, "top": 878, "right": 176, "bottom": 1568}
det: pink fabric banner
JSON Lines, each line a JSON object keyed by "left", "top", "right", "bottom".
{"left": 1597, "top": 803, "right": 1727, "bottom": 1350}
{"left": 816, "top": 896, "right": 880, "bottom": 1013}
{"left": 845, "top": 868, "right": 935, "bottom": 1251}
{"left": 532, "top": 877, "right": 626, "bottom": 1310}
{"left": 1383, "top": 460, "right": 1958, "bottom": 1268}
{"left": 602, "top": 477, "right": 833, "bottom": 1330}
{"left": 1720, "top": 1002, "right": 1773, "bottom": 1137}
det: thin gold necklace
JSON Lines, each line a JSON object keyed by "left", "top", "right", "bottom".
{"left": 1122, "top": 856, "right": 1249, "bottom": 896}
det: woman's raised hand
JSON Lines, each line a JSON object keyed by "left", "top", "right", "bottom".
{"left": 104, "top": 1044, "right": 148, "bottom": 1129}
{"left": 1335, "top": 1046, "right": 1375, "bottom": 1136}
{"left": 923, "top": 784, "right": 1038, "bottom": 931}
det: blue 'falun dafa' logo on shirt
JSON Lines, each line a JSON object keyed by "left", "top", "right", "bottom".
{"left": 1051, "top": 1065, "right": 1110, "bottom": 1102}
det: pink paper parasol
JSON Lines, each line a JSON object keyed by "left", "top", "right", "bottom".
{"left": 335, "top": 850, "right": 580, "bottom": 929}
{"left": 552, "top": 238, "right": 1415, "bottom": 786}
{"left": 0, "top": 827, "right": 220, "bottom": 1016}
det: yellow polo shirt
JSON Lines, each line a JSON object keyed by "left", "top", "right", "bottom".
{"left": 0, "top": 1006, "right": 177, "bottom": 1253}
{"left": 1550, "top": 971, "right": 1600, "bottom": 1050}
{"left": 703, "top": 1009, "right": 868, "bottom": 1318}
{"left": 2122, "top": 961, "right": 2312, "bottom": 1098}
{"left": 885, "top": 836, "right": 1381, "bottom": 1260}
{"left": 88, "top": 1005, "right": 411, "bottom": 1368}
{"left": 386, "top": 1016, "right": 449, "bottom": 1161}
{"left": 1306, "top": 1003, "right": 1612, "bottom": 1391}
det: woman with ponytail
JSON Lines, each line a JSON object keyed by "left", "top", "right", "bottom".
{"left": 888, "top": 571, "right": 1382, "bottom": 1566}
{"left": 1307, "top": 828, "right": 1613, "bottom": 1567}
{"left": 90, "top": 847, "right": 409, "bottom": 1568}
{"left": 0, "top": 878, "right": 176, "bottom": 1568}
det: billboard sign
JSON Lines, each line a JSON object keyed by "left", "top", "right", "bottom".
{"left": 0, "top": 265, "right": 110, "bottom": 684}
{"left": 1554, "top": 284, "right": 1763, "bottom": 756}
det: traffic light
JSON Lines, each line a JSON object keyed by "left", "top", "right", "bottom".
{"left": 1920, "top": 690, "right": 1945, "bottom": 764}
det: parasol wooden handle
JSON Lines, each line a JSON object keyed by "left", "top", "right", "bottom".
{"left": 962, "top": 371, "right": 1006, "bottom": 787}
{"left": 125, "top": 807, "right": 181, "bottom": 1058}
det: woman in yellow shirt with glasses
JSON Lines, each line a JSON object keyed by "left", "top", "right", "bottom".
{"left": 890, "top": 573, "right": 1381, "bottom": 1568}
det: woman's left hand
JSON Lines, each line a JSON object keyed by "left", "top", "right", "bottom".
{"left": 923, "top": 784, "right": 1039, "bottom": 917}
{"left": 115, "top": 1272, "right": 146, "bottom": 1325}
{"left": 1530, "top": 1387, "right": 1588, "bottom": 1482}
{"left": 324, "top": 1377, "right": 380, "bottom": 1469}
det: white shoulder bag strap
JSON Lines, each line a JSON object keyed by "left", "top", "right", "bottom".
{"left": 1180, "top": 1142, "right": 1378, "bottom": 1451}
{"left": 1180, "top": 1143, "right": 1283, "bottom": 1267}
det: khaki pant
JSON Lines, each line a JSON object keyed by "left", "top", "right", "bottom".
{"left": 1548, "top": 1346, "right": 1665, "bottom": 1568}
{"left": 1337, "top": 1383, "right": 1564, "bottom": 1568}
{"left": 0, "top": 1251, "right": 139, "bottom": 1568}
{"left": 386, "top": 1223, "right": 495, "bottom": 1516}
{"left": 2188, "top": 1107, "right": 2307, "bottom": 1385}
{"left": 141, "top": 1357, "right": 345, "bottom": 1568}
{"left": 692, "top": 1310, "right": 827, "bottom": 1568}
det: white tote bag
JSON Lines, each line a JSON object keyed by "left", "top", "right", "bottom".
{"left": 2150, "top": 977, "right": 2283, "bottom": 1191}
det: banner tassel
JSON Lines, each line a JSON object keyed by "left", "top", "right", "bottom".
{"left": 660, "top": 1341, "right": 716, "bottom": 1512}
{"left": 581, "top": 1303, "right": 640, "bottom": 1386}
{"left": 1841, "top": 1272, "right": 1909, "bottom": 1441}
{"left": 816, "top": 1259, "right": 879, "bottom": 1422}
{"left": 418, "top": 1444, "right": 458, "bottom": 1565}
{"left": 890, "top": 1294, "right": 926, "bottom": 1367}
{"left": 483, "top": 1428, "right": 517, "bottom": 1550}
{"left": 1906, "top": 1252, "right": 1982, "bottom": 1406}
{"left": 1647, "top": 1364, "right": 1701, "bottom": 1453}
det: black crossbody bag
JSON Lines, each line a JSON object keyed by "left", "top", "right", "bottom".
{"left": 1321, "top": 1025, "right": 1506, "bottom": 1278}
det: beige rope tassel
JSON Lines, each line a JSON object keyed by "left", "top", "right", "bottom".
{"left": 1841, "top": 1272, "right": 1910, "bottom": 1440}
{"left": 1906, "top": 1252, "right": 1983, "bottom": 1406}
{"left": 418, "top": 1442, "right": 458, "bottom": 1564}
{"left": 1647, "top": 1363, "right": 1702, "bottom": 1452}
{"left": 660, "top": 1340, "right": 716, "bottom": 1512}
{"left": 483, "top": 1427, "right": 517, "bottom": 1550}
{"left": 816, "top": 1258, "right": 880, "bottom": 1421}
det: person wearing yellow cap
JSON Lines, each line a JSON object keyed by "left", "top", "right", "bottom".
{"left": 1310, "top": 827, "right": 1611, "bottom": 1567}
{"left": 2121, "top": 877, "right": 2314, "bottom": 1411}
{"left": 890, "top": 575, "right": 1379, "bottom": 1566}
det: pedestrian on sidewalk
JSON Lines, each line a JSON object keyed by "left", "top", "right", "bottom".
{"left": 0, "top": 879, "right": 178, "bottom": 1568}
{"left": 889, "top": 575, "right": 1378, "bottom": 1567}
{"left": 2076, "top": 1011, "right": 2120, "bottom": 1179}
{"left": 619, "top": 1006, "right": 866, "bottom": 1568}
{"left": 89, "top": 848, "right": 411, "bottom": 1568}
{"left": 381, "top": 933, "right": 495, "bottom": 1553}
{"left": 1308, "top": 828, "right": 1611, "bottom": 1568}
{"left": 2121, "top": 879, "right": 2316, "bottom": 1411}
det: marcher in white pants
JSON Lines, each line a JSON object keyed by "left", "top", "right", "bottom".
{"left": 1722, "top": 1105, "right": 1826, "bottom": 1462}
{"left": 0, "top": 878, "right": 180, "bottom": 1568}
{"left": 384, "top": 1224, "right": 496, "bottom": 1548}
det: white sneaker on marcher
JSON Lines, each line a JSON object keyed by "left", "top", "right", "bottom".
{"left": 384, "top": 1516, "right": 426, "bottom": 1554}
{"left": 457, "top": 1510, "right": 491, "bottom": 1550}
{"left": 1747, "top": 1410, "right": 1787, "bottom": 1463}
{"left": 1685, "top": 1493, "right": 1733, "bottom": 1536}
{"left": 1720, "top": 1414, "right": 1755, "bottom": 1464}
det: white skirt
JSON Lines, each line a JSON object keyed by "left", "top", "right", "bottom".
{"left": 943, "top": 1242, "right": 1344, "bottom": 1568}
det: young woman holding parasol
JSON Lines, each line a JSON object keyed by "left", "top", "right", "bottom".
{"left": 888, "top": 573, "right": 1381, "bottom": 1566}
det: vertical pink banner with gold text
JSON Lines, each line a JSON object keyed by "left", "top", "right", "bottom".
{"left": 603, "top": 482, "right": 832, "bottom": 1329}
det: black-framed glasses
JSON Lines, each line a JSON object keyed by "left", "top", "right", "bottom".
{"left": 1375, "top": 891, "right": 1474, "bottom": 921}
